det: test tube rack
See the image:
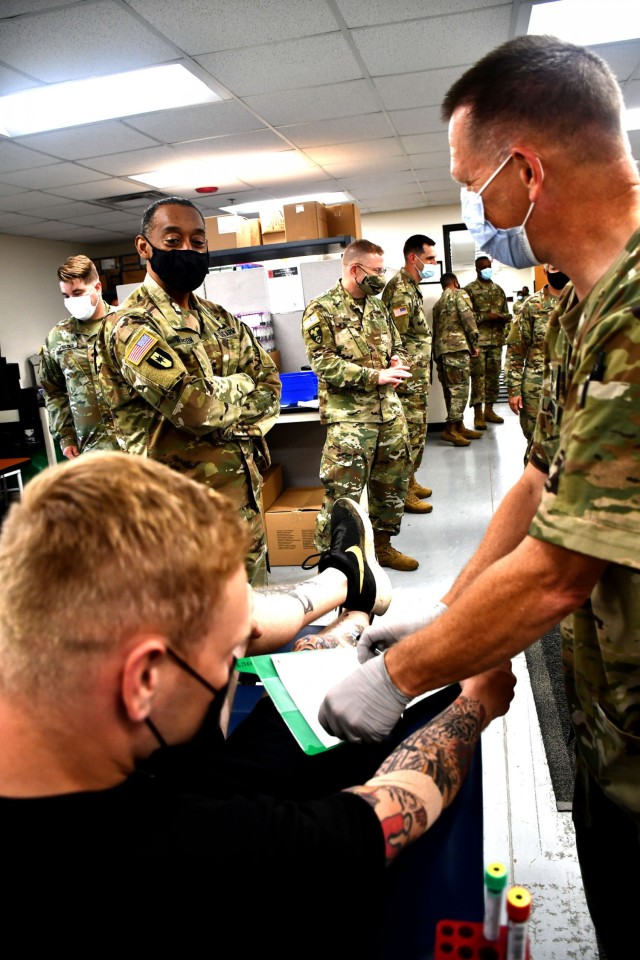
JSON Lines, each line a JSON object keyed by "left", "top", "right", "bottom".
{"left": 434, "top": 919, "right": 531, "bottom": 959}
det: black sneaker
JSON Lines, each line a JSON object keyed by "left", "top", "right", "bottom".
{"left": 303, "top": 497, "right": 391, "bottom": 617}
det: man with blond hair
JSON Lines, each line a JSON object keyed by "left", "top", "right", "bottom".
{"left": 0, "top": 452, "right": 514, "bottom": 954}
{"left": 40, "top": 254, "right": 118, "bottom": 458}
{"left": 302, "top": 238, "right": 418, "bottom": 572}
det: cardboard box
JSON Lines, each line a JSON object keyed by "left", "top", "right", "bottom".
{"left": 283, "top": 201, "right": 328, "bottom": 242}
{"left": 204, "top": 216, "right": 239, "bottom": 251}
{"left": 121, "top": 269, "right": 146, "bottom": 284}
{"left": 262, "top": 230, "right": 286, "bottom": 245}
{"left": 325, "top": 202, "right": 362, "bottom": 239}
{"left": 261, "top": 206, "right": 285, "bottom": 234}
{"left": 260, "top": 463, "right": 283, "bottom": 513}
{"left": 265, "top": 487, "right": 323, "bottom": 566}
{"left": 236, "top": 218, "right": 262, "bottom": 248}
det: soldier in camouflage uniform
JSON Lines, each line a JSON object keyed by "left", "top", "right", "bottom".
{"left": 511, "top": 285, "right": 530, "bottom": 318}
{"left": 95, "top": 199, "right": 281, "bottom": 587}
{"left": 40, "top": 255, "right": 119, "bottom": 459}
{"left": 464, "top": 256, "right": 511, "bottom": 428}
{"left": 381, "top": 234, "right": 438, "bottom": 516}
{"left": 504, "top": 265, "right": 568, "bottom": 462}
{"left": 301, "top": 239, "right": 418, "bottom": 572}
{"left": 318, "top": 36, "right": 640, "bottom": 959}
{"left": 432, "top": 272, "right": 481, "bottom": 446}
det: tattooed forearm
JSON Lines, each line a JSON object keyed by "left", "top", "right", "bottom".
{"left": 346, "top": 785, "right": 430, "bottom": 865}
{"left": 292, "top": 616, "right": 366, "bottom": 652}
{"left": 376, "top": 696, "right": 485, "bottom": 807}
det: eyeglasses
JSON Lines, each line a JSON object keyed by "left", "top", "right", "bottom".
{"left": 355, "top": 262, "right": 385, "bottom": 276}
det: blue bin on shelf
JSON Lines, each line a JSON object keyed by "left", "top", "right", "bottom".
{"left": 279, "top": 371, "right": 318, "bottom": 405}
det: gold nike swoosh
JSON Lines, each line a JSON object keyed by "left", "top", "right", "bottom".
{"left": 345, "top": 545, "right": 364, "bottom": 591}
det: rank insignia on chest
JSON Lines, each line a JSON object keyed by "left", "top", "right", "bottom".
{"left": 147, "top": 348, "right": 173, "bottom": 369}
{"left": 392, "top": 306, "right": 408, "bottom": 318}
{"left": 126, "top": 330, "right": 158, "bottom": 365}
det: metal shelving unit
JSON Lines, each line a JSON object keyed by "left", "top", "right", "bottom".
{"left": 207, "top": 235, "right": 354, "bottom": 267}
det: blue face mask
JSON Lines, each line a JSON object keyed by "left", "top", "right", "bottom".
{"left": 480, "top": 267, "right": 493, "bottom": 280}
{"left": 416, "top": 256, "right": 437, "bottom": 280}
{"left": 460, "top": 155, "right": 540, "bottom": 269}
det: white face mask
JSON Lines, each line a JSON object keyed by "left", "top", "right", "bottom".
{"left": 63, "top": 293, "right": 97, "bottom": 321}
{"left": 460, "top": 155, "right": 541, "bottom": 269}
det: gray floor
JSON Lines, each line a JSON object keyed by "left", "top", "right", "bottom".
{"left": 267, "top": 405, "right": 599, "bottom": 959}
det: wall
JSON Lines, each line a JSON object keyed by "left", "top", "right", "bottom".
{"left": 0, "top": 233, "right": 86, "bottom": 386}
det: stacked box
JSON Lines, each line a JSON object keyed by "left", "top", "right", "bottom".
{"left": 265, "top": 487, "right": 323, "bottom": 565}
{"left": 283, "top": 201, "right": 328, "bottom": 241}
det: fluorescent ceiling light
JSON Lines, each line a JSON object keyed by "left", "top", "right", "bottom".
{"left": 625, "top": 107, "right": 640, "bottom": 131}
{"left": 0, "top": 64, "right": 219, "bottom": 138}
{"left": 528, "top": 0, "right": 640, "bottom": 45}
{"left": 219, "top": 192, "right": 350, "bottom": 214}
{"left": 131, "top": 151, "right": 316, "bottom": 189}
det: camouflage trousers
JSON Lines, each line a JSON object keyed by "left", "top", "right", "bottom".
{"left": 436, "top": 352, "right": 471, "bottom": 422}
{"left": 399, "top": 391, "right": 429, "bottom": 471}
{"left": 469, "top": 345, "right": 503, "bottom": 406}
{"left": 519, "top": 382, "right": 543, "bottom": 442}
{"left": 177, "top": 439, "right": 267, "bottom": 587}
{"left": 315, "top": 419, "right": 411, "bottom": 550}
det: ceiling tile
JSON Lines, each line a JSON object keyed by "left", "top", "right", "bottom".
{"left": 373, "top": 66, "right": 467, "bottom": 111}
{"left": 15, "top": 122, "right": 159, "bottom": 161}
{"left": 401, "top": 132, "right": 450, "bottom": 154}
{"left": 336, "top": 0, "right": 509, "bottom": 27}
{"left": 0, "top": 163, "right": 110, "bottom": 189}
{"left": 389, "top": 105, "right": 445, "bottom": 136}
{"left": 278, "top": 113, "right": 392, "bottom": 148}
{"left": 0, "top": 140, "right": 57, "bottom": 174}
{"left": 591, "top": 40, "right": 640, "bottom": 83}
{"left": 0, "top": 211, "right": 45, "bottom": 228}
{"left": 49, "top": 178, "right": 157, "bottom": 202}
{"left": 0, "top": 190, "right": 72, "bottom": 212}
{"left": 125, "top": 101, "right": 267, "bottom": 142}
{"left": 127, "top": 0, "right": 337, "bottom": 53}
{"left": 196, "top": 34, "right": 362, "bottom": 97}
{"left": 244, "top": 80, "right": 379, "bottom": 126}
{"left": 304, "top": 137, "right": 404, "bottom": 165}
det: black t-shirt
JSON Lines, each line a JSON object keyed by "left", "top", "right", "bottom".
{"left": 2, "top": 699, "right": 385, "bottom": 957}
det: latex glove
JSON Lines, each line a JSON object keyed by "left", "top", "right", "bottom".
{"left": 318, "top": 653, "right": 411, "bottom": 742}
{"left": 357, "top": 600, "right": 448, "bottom": 664}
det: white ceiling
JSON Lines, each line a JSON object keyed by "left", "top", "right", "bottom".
{"left": 0, "top": 0, "right": 638, "bottom": 245}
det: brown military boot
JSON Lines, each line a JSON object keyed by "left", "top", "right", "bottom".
{"left": 374, "top": 531, "right": 419, "bottom": 571}
{"left": 441, "top": 421, "right": 470, "bottom": 447}
{"left": 484, "top": 403, "right": 504, "bottom": 424}
{"left": 473, "top": 404, "right": 487, "bottom": 430}
{"left": 410, "top": 476, "right": 432, "bottom": 499}
{"left": 404, "top": 491, "right": 433, "bottom": 514}
{"left": 459, "top": 423, "right": 484, "bottom": 440}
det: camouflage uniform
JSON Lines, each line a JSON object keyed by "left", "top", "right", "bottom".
{"left": 505, "top": 285, "right": 559, "bottom": 450}
{"left": 381, "top": 268, "right": 430, "bottom": 471}
{"left": 463, "top": 277, "right": 510, "bottom": 406}
{"left": 529, "top": 225, "right": 640, "bottom": 822}
{"left": 39, "top": 302, "right": 119, "bottom": 455}
{"left": 301, "top": 280, "right": 411, "bottom": 550}
{"left": 432, "top": 288, "right": 479, "bottom": 422}
{"left": 512, "top": 297, "right": 526, "bottom": 318}
{"left": 95, "top": 275, "right": 281, "bottom": 586}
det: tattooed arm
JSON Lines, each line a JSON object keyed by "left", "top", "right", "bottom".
{"left": 345, "top": 665, "right": 516, "bottom": 865}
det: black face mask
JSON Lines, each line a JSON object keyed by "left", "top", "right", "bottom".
{"left": 145, "top": 648, "right": 234, "bottom": 750}
{"left": 546, "top": 270, "right": 570, "bottom": 291}
{"left": 145, "top": 242, "right": 209, "bottom": 293}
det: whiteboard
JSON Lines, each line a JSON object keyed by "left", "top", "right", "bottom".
{"left": 204, "top": 267, "right": 269, "bottom": 314}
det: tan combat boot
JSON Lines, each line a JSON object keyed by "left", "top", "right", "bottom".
{"left": 459, "top": 422, "right": 484, "bottom": 440}
{"left": 441, "top": 421, "right": 470, "bottom": 447}
{"left": 374, "top": 531, "right": 419, "bottom": 571}
{"left": 473, "top": 404, "right": 487, "bottom": 430}
{"left": 484, "top": 403, "right": 504, "bottom": 424}
{"left": 405, "top": 490, "right": 433, "bottom": 514}
{"left": 410, "top": 476, "right": 432, "bottom": 499}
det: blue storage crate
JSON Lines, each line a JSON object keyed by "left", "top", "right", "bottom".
{"left": 279, "top": 371, "right": 318, "bottom": 405}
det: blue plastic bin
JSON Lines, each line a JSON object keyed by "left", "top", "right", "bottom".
{"left": 279, "top": 371, "right": 318, "bottom": 405}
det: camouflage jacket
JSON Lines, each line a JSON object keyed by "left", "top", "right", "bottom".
{"left": 39, "top": 303, "right": 119, "bottom": 454}
{"left": 432, "top": 287, "right": 479, "bottom": 359}
{"left": 381, "top": 268, "right": 430, "bottom": 395}
{"left": 95, "top": 275, "right": 281, "bottom": 478}
{"left": 504, "top": 286, "right": 559, "bottom": 402}
{"left": 301, "top": 280, "right": 408, "bottom": 424}
{"left": 464, "top": 278, "right": 510, "bottom": 347}
{"left": 529, "top": 226, "right": 640, "bottom": 816}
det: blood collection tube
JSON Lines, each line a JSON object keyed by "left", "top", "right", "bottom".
{"left": 483, "top": 861, "right": 508, "bottom": 941}
{"left": 506, "top": 885, "right": 532, "bottom": 960}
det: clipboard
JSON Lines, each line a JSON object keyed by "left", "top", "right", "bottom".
{"left": 236, "top": 648, "right": 361, "bottom": 754}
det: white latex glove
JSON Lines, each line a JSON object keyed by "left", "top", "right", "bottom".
{"left": 357, "top": 600, "right": 448, "bottom": 663}
{"left": 318, "top": 653, "right": 411, "bottom": 743}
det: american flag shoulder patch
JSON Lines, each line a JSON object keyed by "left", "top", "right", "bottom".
{"left": 127, "top": 330, "right": 158, "bottom": 365}
{"left": 393, "top": 306, "right": 408, "bottom": 318}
